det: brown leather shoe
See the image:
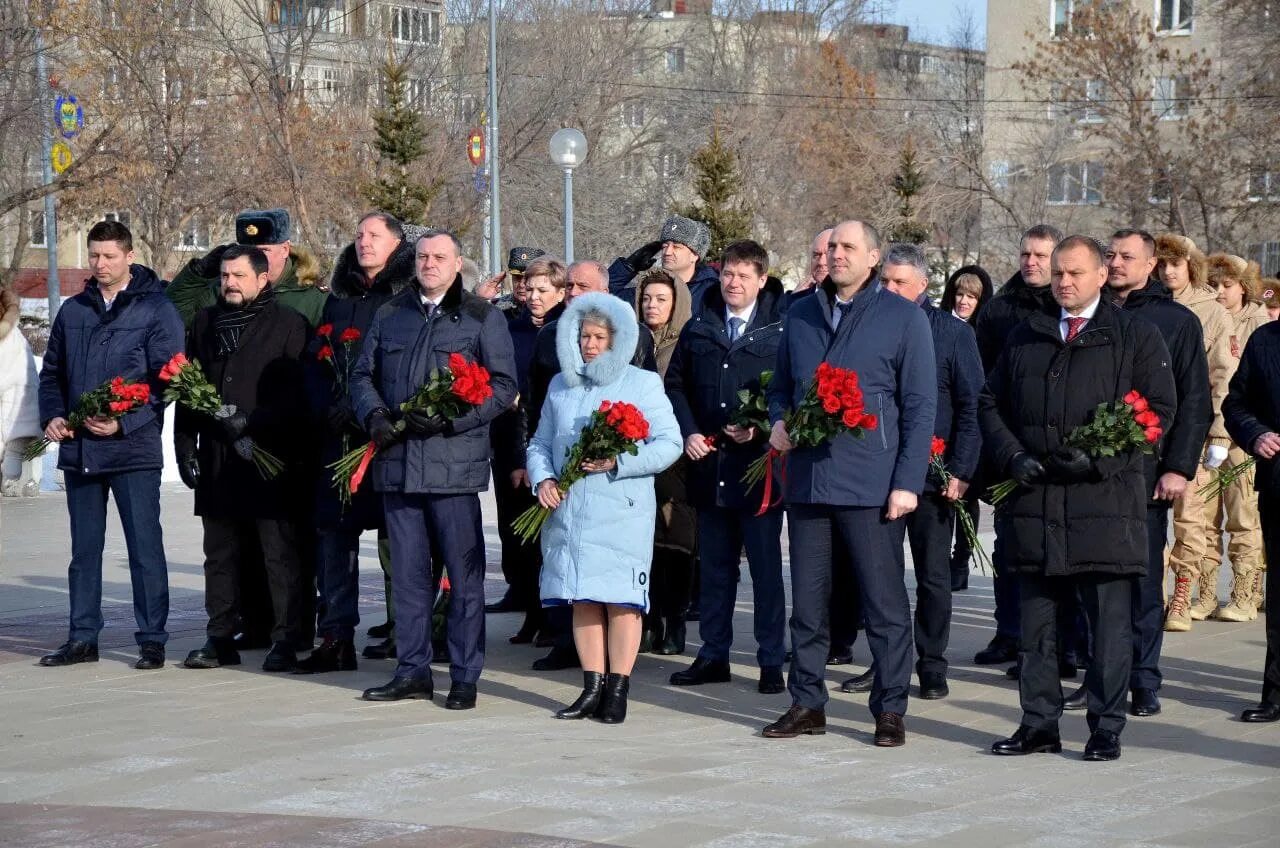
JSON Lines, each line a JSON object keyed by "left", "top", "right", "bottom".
{"left": 874, "top": 712, "right": 906, "bottom": 747}
{"left": 762, "top": 704, "right": 826, "bottom": 738}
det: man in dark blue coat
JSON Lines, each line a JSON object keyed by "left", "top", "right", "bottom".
{"left": 972, "top": 224, "right": 1063, "bottom": 668}
{"left": 1223, "top": 321, "right": 1280, "bottom": 722}
{"left": 350, "top": 229, "right": 517, "bottom": 709}
{"left": 607, "top": 215, "right": 722, "bottom": 307}
{"left": 762, "top": 220, "right": 936, "bottom": 747}
{"left": 665, "top": 240, "right": 788, "bottom": 695}
{"left": 37, "top": 221, "right": 183, "bottom": 671}
{"left": 873, "top": 243, "right": 983, "bottom": 701}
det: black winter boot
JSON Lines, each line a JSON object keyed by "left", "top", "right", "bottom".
{"left": 594, "top": 672, "right": 631, "bottom": 724}
{"left": 556, "top": 671, "right": 605, "bottom": 719}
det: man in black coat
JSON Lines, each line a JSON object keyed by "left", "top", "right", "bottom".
{"left": 981, "top": 235, "right": 1177, "bottom": 761}
{"left": 177, "top": 246, "right": 312, "bottom": 673}
{"left": 1222, "top": 321, "right": 1280, "bottom": 722}
{"left": 665, "top": 240, "right": 788, "bottom": 695}
{"left": 1054, "top": 229, "right": 1211, "bottom": 717}
{"left": 874, "top": 244, "right": 984, "bottom": 700}
{"left": 972, "top": 224, "right": 1063, "bottom": 668}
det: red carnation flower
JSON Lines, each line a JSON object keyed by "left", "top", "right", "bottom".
{"left": 317, "top": 345, "right": 334, "bottom": 361}
{"left": 931, "top": 436, "right": 946, "bottom": 457}
{"left": 316, "top": 323, "right": 334, "bottom": 338}
{"left": 339, "top": 327, "right": 361, "bottom": 344}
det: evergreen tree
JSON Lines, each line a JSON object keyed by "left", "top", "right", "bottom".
{"left": 674, "top": 123, "right": 752, "bottom": 258}
{"left": 888, "top": 139, "right": 931, "bottom": 246}
{"left": 362, "top": 60, "right": 440, "bottom": 223}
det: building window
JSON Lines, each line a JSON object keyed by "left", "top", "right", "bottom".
{"left": 1052, "top": 0, "right": 1121, "bottom": 37}
{"left": 1252, "top": 241, "right": 1280, "bottom": 276}
{"left": 388, "top": 5, "right": 441, "bottom": 46}
{"left": 664, "top": 47, "right": 685, "bottom": 74}
{"left": 1149, "top": 171, "right": 1172, "bottom": 204}
{"left": 989, "top": 160, "right": 1010, "bottom": 191}
{"left": 1247, "top": 167, "right": 1278, "bottom": 201}
{"left": 175, "top": 219, "right": 210, "bottom": 251}
{"left": 1048, "top": 161, "right": 1104, "bottom": 204}
{"left": 1051, "top": 78, "right": 1105, "bottom": 122}
{"left": 1153, "top": 75, "right": 1190, "bottom": 119}
{"left": 659, "top": 149, "right": 679, "bottom": 180}
{"left": 29, "top": 210, "right": 47, "bottom": 247}
{"left": 1156, "top": 0, "right": 1192, "bottom": 33}
{"left": 621, "top": 101, "right": 645, "bottom": 128}
{"left": 103, "top": 210, "right": 131, "bottom": 227}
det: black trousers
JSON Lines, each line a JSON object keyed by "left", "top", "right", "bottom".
{"left": 787, "top": 504, "right": 911, "bottom": 716}
{"left": 1019, "top": 572, "right": 1132, "bottom": 736}
{"left": 1260, "top": 492, "right": 1279, "bottom": 707}
{"left": 829, "top": 540, "right": 860, "bottom": 655}
{"left": 202, "top": 517, "right": 307, "bottom": 646}
{"left": 493, "top": 474, "right": 542, "bottom": 612}
{"left": 650, "top": 548, "right": 694, "bottom": 620}
{"left": 906, "top": 493, "right": 954, "bottom": 678}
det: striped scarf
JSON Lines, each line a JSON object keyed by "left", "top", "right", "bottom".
{"left": 214, "top": 285, "right": 276, "bottom": 357}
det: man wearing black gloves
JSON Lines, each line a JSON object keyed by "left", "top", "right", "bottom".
{"left": 350, "top": 230, "right": 517, "bottom": 709}
{"left": 981, "top": 235, "right": 1176, "bottom": 761}
{"left": 177, "top": 246, "right": 311, "bottom": 672}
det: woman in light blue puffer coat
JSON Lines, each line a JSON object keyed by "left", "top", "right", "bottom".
{"left": 526, "top": 292, "right": 681, "bottom": 723}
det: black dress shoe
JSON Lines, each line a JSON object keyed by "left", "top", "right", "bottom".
{"left": 183, "top": 638, "right": 240, "bottom": 669}
{"left": 991, "top": 725, "right": 1062, "bottom": 756}
{"left": 532, "top": 645, "right": 580, "bottom": 671}
{"left": 508, "top": 616, "right": 540, "bottom": 645}
{"left": 135, "top": 641, "right": 165, "bottom": 670}
{"left": 294, "top": 638, "right": 357, "bottom": 674}
{"left": 366, "top": 621, "right": 393, "bottom": 639}
{"left": 362, "top": 637, "right": 396, "bottom": 660}
{"left": 826, "top": 651, "right": 854, "bottom": 665}
{"left": 556, "top": 671, "right": 605, "bottom": 719}
{"left": 1005, "top": 663, "right": 1020, "bottom": 680}
{"left": 974, "top": 635, "right": 1019, "bottom": 665}
{"left": 657, "top": 618, "right": 686, "bottom": 655}
{"left": 39, "top": 640, "right": 99, "bottom": 667}
{"left": 594, "top": 673, "right": 630, "bottom": 724}
{"left": 1063, "top": 684, "right": 1087, "bottom": 711}
{"left": 445, "top": 681, "right": 477, "bottom": 710}
{"left": 839, "top": 665, "right": 876, "bottom": 694}
{"left": 262, "top": 642, "right": 297, "bottom": 672}
{"left": 874, "top": 712, "right": 906, "bottom": 747}
{"left": 1241, "top": 701, "right": 1280, "bottom": 722}
{"left": 1083, "top": 729, "right": 1122, "bottom": 761}
{"left": 919, "top": 672, "right": 949, "bottom": 700}
{"left": 232, "top": 632, "right": 272, "bottom": 651}
{"left": 762, "top": 704, "right": 826, "bottom": 738}
{"left": 363, "top": 676, "right": 433, "bottom": 701}
{"left": 1130, "top": 687, "right": 1161, "bottom": 717}
{"left": 758, "top": 666, "right": 785, "bottom": 694}
{"left": 670, "top": 656, "right": 731, "bottom": 686}
{"left": 484, "top": 593, "right": 521, "bottom": 614}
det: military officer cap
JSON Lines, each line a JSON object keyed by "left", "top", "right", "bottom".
{"left": 507, "top": 246, "right": 546, "bottom": 276}
{"left": 659, "top": 215, "right": 711, "bottom": 259}
{"left": 235, "top": 208, "right": 291, "bottom": 246}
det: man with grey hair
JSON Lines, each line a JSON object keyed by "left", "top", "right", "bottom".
{"left": 845, "top": 242, "right": 983, "bottom": 701}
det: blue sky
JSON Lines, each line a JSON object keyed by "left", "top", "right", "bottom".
{"left": 884, "top": 0, "right": 987, "bottom": 47}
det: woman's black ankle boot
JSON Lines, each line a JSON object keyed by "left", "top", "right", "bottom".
{"left": 594, "top": 672, "right": 631, "bottom": 724}
{"left": 555, "top": 671, "right": 605, "bottom": 719}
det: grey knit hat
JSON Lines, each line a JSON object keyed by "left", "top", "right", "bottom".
{"left": 659, "top": 215, "right": 711, "bottom": 259}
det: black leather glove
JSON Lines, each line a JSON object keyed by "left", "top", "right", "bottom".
{"left": 178, "top": 454, "right": 200, "bottom": 490}
{"left": 1046, "top": 445, "right": 1094, "bottom": 483}
{"left": 367, "top": 409, "right": 400, "bottom": 449}
{"left": 326, "top": 403, "right": 357, "bottom": 435}
{"left": 218, "top": 410, "right": 249, "bottom": 441}
{"left": 1009, "top": 451, "right": 1047, "bottom": 486}
{"left": 403, "top": 409, "right": 448, "bottom": 437}
{"left": 625, "top": 240, "right": 663, "bottom": 273}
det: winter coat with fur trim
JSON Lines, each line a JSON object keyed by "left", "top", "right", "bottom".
{"left": 1172, "top": 284, "right": 1234, "bottom": 447}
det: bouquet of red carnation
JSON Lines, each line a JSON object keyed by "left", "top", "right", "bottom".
{"left": 158, "top": 352, "right": 284, "bottom": 479}
{"left": 988, "top": 389, "right": 1162, "bottom": 505}
{"left": 929, "top": 436, "right": 992, "bottom": 574}
{"left": 1199, "top": 456, "right": 1256, "bottom": 501}
{"left": 315, "top": 323, "right": 363, "bottom": 395}
{"left": 511, "top": 400, "right": 651, "bottom": 543}
{"left": 741, "top": 362, "right": 877, "bottom": 511}
{"left": 24, "top": 376, "right": 151, "bottom": 460}
{"left": 329, "top": 352, "right": 494, "bottom": 497}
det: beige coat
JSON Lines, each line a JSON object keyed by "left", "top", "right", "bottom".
{"left": 1173, "top": 284, "right": 1234, "bottom": 446}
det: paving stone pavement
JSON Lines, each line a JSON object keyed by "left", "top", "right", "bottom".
{"left": 0, "top": 486, "right": 1277, "bottom": 848}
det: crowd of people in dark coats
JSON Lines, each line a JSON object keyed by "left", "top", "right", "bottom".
{"left": 30, "top": 207, "right": 1280, "bottom": 749}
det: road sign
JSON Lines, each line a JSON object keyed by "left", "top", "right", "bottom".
{"left": 473, "top": 167, "right": 488, "bottom": 194}
{"left": 51, "top": 141, "right": 73, "bottom": 174}
{"left": 467, "top": 128, "right": 484, "bottom": 167}
{"left": 55, "top": 94, "right": 83, "bottom": 139}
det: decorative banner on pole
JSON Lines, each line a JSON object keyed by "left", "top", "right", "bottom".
{"left": 50, "top": 141, "right": 73, "bottom": 174}
{"left": 55, "top": 94, "right": 84, "bottom": 139}
{"left": 473, "top": 167, "right": 488, "bottom": 195}
{"left": 467, "top": 128, "right": 484, "bottom": 167}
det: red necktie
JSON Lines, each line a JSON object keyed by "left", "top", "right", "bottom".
{"left": 1066, "top": 317, "right": 1086, "bottom": 342}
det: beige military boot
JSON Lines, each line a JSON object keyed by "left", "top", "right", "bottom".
{"left": 1188, "top": 566, "right": 1219, "bottom": 620}
{"left": 1212, "top": 571, "right": 1259, "bottom": 622}
{"left": 1164, "top": 576, "right": 1194, "bottom": 632}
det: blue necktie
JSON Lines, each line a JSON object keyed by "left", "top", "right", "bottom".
{"left": 836, "top": 301, "right": 854, "bottom": 328}
{"left": 728, "top": 316, "right": 744, "bottom": 342}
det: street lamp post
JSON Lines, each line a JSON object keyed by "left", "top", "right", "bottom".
{"left": 548, "top": 127, "right": 587, "bottom": 263}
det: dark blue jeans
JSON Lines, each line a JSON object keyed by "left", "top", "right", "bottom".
{"left": 316, "top": 527, "right": 361, "bottom": 640}
{"left": 64, "top": 469, "right": 169, "bottom": 646}
{"left": 696, "top": 506, "right": 786, "bottom": 668}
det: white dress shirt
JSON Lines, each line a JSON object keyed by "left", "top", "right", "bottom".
{"left": 1060, "top": 295, "right": 1102, "bottom": 341}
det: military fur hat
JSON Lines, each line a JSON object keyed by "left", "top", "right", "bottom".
{"left": 507, "top": 247, "right": 546, "bottom": 275}
{"left": 659, "top": 215, "right": 711, "bottom": 259}
{"left": 235, "top": 208, "right": 291, "bottom": 246}
{"left": 1154, "top": 233, "right": 1207, "bottom": 288}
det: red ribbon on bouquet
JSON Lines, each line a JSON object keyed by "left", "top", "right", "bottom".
{"left": 755, "top": 448, "right": 787, "bottom": 517}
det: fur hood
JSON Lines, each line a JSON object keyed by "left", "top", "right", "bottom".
{"left": 556, "top": 292, "right": 639, "bottom": 388}
{"left": 0, "top": 288, "right": 18, "bottom": 342}
{"left": 1155, "top": 234, "right": 1208, "bottom": 288}
{"left": 285, "top": 244, "right": 322, "bottom": 288}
